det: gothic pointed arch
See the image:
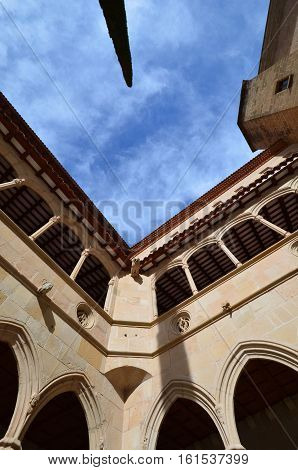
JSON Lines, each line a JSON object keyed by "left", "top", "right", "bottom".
{"left": 216, "top": 340, "right": 298, "bottom": 449}
{"left": 20, "top": 372, "right": 105, "bottom": 450}
{"left": 0, "top": 319, "right": 40, "bottom": 447}
{"left": 234, "top": 358, "right": 298, "bottom": 449}
{"left": 0, "top": 341, "right": 18, "bottom": 440}
{"left": 142, "top": 380, "right": 227, "bottom": 450}
{"left": 22, "top": 391, "right": 89, "bottom": 450}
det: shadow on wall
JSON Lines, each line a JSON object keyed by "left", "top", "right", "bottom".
{"left": 155, "top": 310, "right": 224, "bottom": 450}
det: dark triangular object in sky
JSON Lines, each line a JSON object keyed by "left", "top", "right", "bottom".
{"left": 99, "top": 0, "right": 133, "bottom": 87}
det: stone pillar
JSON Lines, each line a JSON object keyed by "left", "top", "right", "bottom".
{"left": 0, "top": 178, "right": 25, "bottom": 191}
{"left": 29, "top": 215, "right": 61, "bottom": 241}
{"left": 152, "top": 284, "right": 158, "bottom": 318}
{"left": 255, "top": 214, "right": 289, "bottom": 237}
{"left": 70, "top": 248, "right": 90, "bottom": 280}
{"left": 182, "top": 263, "right": 198, "bottom": 295}
{"left": 217, "top": 240, "right": 242, "bottom": 267}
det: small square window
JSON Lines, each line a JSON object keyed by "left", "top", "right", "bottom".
{"left": 275, "top": 75, "right": 292, "bottom": 94}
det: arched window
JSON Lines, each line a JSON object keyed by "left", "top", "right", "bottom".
{"left": 156, "top": 398, "right": 224, "bottom": 450}
{"left": 188, "top": 243, "right": 235, "bottom": 292}
{"left": 36, "top": 223, "right": 83, "bottom": 276}
{"left": 76, "top": 254, "right": 110, "bottom": 308}
{"left": 234, "top": 359, "right": 298, "bottom": 449}
{"left": 259, "top": 193, "right": 298, "bottom": 234}
{"left": 156, "top": 267, "right": 192, "bottom": 316}
{"left": 222, "top": 219, "right": 282, "bottom": 264}
{"left": 22, "top": 392, "right": 89, "bottom": 450}
{"left": 0, "top": 341, "right": 18, "bottom": 439}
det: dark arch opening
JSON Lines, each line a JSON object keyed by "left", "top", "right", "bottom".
{"left": 0, "top": 341, "right": 18, "bottom": 439}
{"left": 156, "top": 267, "right": 192, "bottom": 316}
{"left": 234, "top": 359, "right": 298, "bottom": 449}
{"left": 259, "top": 193, "right": 298, "bottom": 234}
{"left": 76, "top": 254, "right": 110, "bottom": 308}
{"left": 36, "top": 223, "right": 83, "bottom": 276}
{"left": 156, "top": 398, "right": 224, "bottom": 450}
{"left": 222, "top": 219, "right": 282, "bottom": 264}
{"left": 22, "top": 391, "right": 89, "bottom": 450}
{"left": 188, "top": 243, "right": 235, "bottom": 292}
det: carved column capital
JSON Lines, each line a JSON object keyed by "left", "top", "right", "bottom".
{"left": 82, "top": 248, "right": 91, "bottom": 257}
{"left": 50, "top": 215, "right": 61, "bottom": 223}
{"left": 26, "top": 393, "right": 40, "bottom": 415}
{"left": 13, "top": 178, "right": 26, "bottom": 186}
{"left": 131, "top": 258, "right": 141, "bottom": 278}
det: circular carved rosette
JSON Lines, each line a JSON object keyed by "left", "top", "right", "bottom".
{"left": 172, "top": 313, "right": 191, "bottom": 335}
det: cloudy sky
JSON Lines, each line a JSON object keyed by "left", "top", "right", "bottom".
{"left": 0, "top": 0, "right": 269, "bottom": 244}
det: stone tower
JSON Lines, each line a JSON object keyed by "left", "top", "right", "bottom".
{"left": 238, "top": 0, "right": 298, "bottom": 150}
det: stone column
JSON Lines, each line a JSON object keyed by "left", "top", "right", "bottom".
{"left": 0, "top": 178, "right": 25, "bottom": 191}
{"left": 29, "top": 215, "right": 61, "bottom": 241}
{"left": 182, "top": 263, "right": 198, "bottom": 295}
{"left": 152, "top": 284, "right": 158, "bottom": 318}
{"left": 217, "top": 240, "right": 242, "bottom": 267}
{"left": 255, "top": 214, "right": 289, "bottom": 237}
{"left": 70, "top": 248, "right": 90, "bottom": 280}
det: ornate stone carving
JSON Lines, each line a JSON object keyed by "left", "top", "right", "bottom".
{"left": 37, "top": 280, "right": 54, "bottom": 295}
{"left": 13, "top": 178, "right": 25, "bottom": 186}
{"left": 82, "top": 248, "right": 91, "bottom": 258}
{"left": 50, "top": 215, "right": 61, "bottom": 223}
{"left": 27, "top": 393, "right": 40, "bottom": 415}
{"left": 176, "top": 315, "right": 190, "bottom": 334}
{"left": 131, "top": 258, "right": 140, "bottom": 278}
{"left": 215, "top": 404, "right": 225, "bottom": 425}
{"left": 77, "top": 304, "right": 94, "bottom": 329}
{"left": 222, "top": 302, "right": 232, "bottom": 314}
{"left": 99, "top": 439, "right": 104, "bottom": 450}
{"left": 290, "top": 240, "right": 298, "bottom": 256}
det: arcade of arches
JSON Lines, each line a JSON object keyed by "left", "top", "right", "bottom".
{"left": 1, "top": 336, "right": 297, "bottom": 449}
{"left": 155, "top": 360, "right": 298, "bottom": 450}
{"left": 0, "top": 87, "right": 298, "bottom": 450}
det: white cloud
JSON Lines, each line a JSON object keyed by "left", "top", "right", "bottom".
{"left": 0, "top": 0, "right": 269, "bottom": 243}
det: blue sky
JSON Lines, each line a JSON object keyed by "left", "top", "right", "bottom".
{"left": 0, "top": 0, "right": 270, "bottom": 244}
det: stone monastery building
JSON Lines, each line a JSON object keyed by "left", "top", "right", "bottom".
{"left": 0, "top": 0, "right": 297, "bottom": 450}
